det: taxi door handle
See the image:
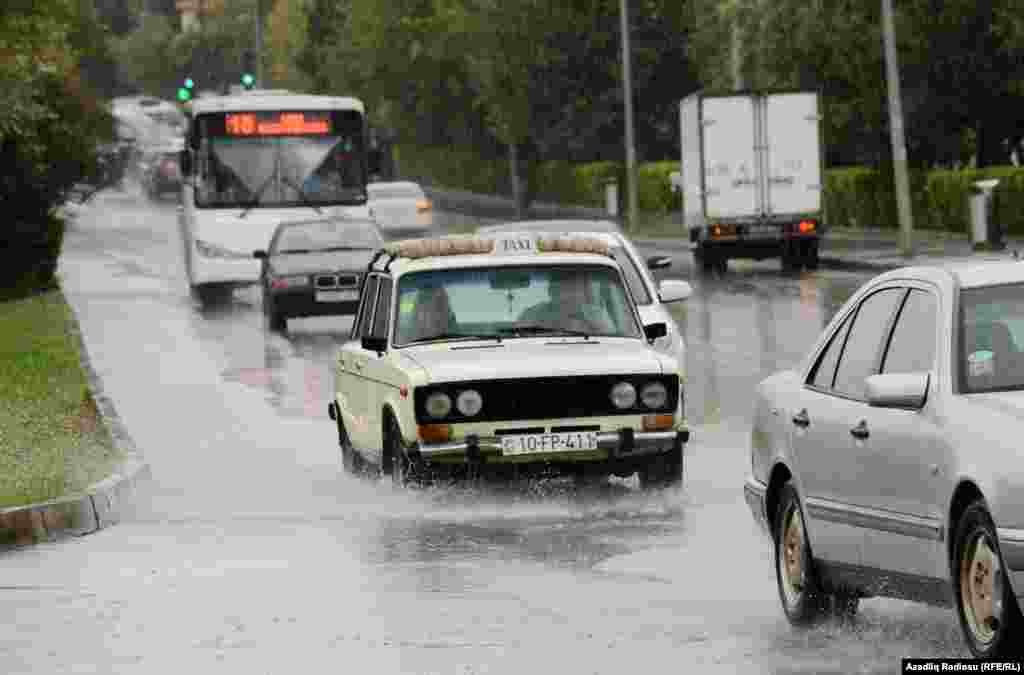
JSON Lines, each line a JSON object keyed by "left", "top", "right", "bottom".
{"left": 792, "top": 409, "right": 810, "bottom": 428}
{"left": 850, "top": 420, "right": 870, "bottom": 440}
{"left": 353, "top": 360, "right": 364, "bottom": 371}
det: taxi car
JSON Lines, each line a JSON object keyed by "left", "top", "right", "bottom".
{"left": 744, "top": 260, "right": 1024, "bottom": 658}
{"left": 327, "top": 234, "right": 688, "bottom": 488}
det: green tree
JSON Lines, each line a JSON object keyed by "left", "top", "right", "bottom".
{"left": 0, "top": 0, "right": 113, "bottom": 297}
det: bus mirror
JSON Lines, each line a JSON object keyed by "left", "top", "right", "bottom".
{"left": 179, "top": 150, "right": 192, "bottom": 176}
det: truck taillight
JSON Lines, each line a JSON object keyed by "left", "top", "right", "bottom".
{"left": 798, "top": 220, "right": 816, "bottom": 234}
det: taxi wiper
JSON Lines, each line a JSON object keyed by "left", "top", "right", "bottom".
{"left": 278, "top": 248, "right": 312, "bottom": 254}
{"left": 282, "top": 177, "right": 324, "bottom": 215}
{"left": 499, "top": 324, "right": 591, "bottom": 339}
{"left": 408, "top": 332, "right": 503, "bottom": 344}
{"left": 320, "top": 246, "right": 371, "bottom": 252}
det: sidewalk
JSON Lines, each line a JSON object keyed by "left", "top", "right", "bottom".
{"left": 422, "top": 184, "right": 1024, "bottom": 272}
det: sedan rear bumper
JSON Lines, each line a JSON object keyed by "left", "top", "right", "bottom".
{"left": 269, "top": 289, "right": 360, "bottom": 318}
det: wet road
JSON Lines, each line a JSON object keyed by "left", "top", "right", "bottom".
{"left": 2, "top": 184, "right": 969, "bottom": 673}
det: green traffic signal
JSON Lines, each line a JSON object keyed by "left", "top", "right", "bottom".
{"left": 184, "top": 77, "right": 195, "bottom": 90}
{"left": 177, "top": 87, "right": 191, "bottom": 102}
{"left": 241, "top": 72, "right": 255, "bottom": 89}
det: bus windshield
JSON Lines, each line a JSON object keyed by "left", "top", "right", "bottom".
{"left": 193, "top": 110, "right": 366, "bottom": 209}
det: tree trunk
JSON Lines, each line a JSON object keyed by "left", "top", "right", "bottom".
{"left": 976, "top": 119, "right": 1007, "bottom": 168}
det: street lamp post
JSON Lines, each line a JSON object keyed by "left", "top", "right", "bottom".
{"left": 882, "top": 0, "right": 914, "bottom": 257}
{"left": 619, "top": 0, "right": 638, "bottom": 232}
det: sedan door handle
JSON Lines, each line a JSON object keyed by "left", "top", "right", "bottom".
{"left": 850, "top": 420, "right": 870, "bottom": 440}
{"left": 792, "top": 408, "right": 810, "bottom": 428}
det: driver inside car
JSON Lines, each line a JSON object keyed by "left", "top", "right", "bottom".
{"left": 518, "top": 271, "right": 614, "bottom": 335}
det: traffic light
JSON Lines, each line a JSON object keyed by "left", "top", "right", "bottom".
{"left": 241, "top": 50, "right": 256, "bottom": 90}
{"left": 177, "top": 77, "right": 195, "bottom": 102}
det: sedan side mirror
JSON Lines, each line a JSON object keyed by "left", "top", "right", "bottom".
{"left": 865, "top": 372, "right": 929, "bottom": 410}
{"left": 658, "top": 279, "right": 692, "bottom": 303}
{"left": 253, "top": 250, "right": 267, "bottom": 259}
{"left": 361, "top": 335, "right": 387, "bottom": 355}
{"left": 647, "top": 255, "right": 673, "bottom": 271}
{"left": 643, "top": 322, "right": 667, "bottom": 342}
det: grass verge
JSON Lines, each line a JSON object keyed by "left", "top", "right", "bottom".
{"left": 0, "top": 289, "right": 122, "bottom": 508}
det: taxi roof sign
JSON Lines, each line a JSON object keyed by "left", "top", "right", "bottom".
{"left": 383, "top": 235, "right": 611, "bottom": 260}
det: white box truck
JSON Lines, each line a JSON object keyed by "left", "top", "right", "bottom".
{"left": 678, "top": 90, "right": 824, "bottom": 273}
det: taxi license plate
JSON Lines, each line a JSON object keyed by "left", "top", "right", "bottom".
{"left": 315, "top": 290, "right": 358, "bottom": 303}
{"left": 501, "top": 431, "right": 599, "bottom": 455}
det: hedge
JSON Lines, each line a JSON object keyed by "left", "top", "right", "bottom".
{"left": 395, "top": 144, "right": 1024, "bottom": 235}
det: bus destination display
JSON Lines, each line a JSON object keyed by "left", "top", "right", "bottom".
{"left": 225, "top": 112, "right": 332, "bottom": 136}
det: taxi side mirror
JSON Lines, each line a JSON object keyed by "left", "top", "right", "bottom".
{"left": 361, "top": 335, "right": 387, "bottom": 355}
{"left": 253, "top": 250, "right": 267, "bottom": 259}
{"left": 643, "top": 322, "right": 667, "bottom": 342}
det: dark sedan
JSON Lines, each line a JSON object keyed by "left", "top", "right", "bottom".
{"left": 254, "top": 217, "right": 384, "bottom": 332}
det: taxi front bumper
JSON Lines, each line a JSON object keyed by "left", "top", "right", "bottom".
{"left": 413, "top": 429, "right": 688, "bottom": 464}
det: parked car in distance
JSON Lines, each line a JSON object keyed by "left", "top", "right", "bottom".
{"left": 745, "top": 259, "right": 1024, "bottom": 658}
{"left": 141, "top": 140, "right": 184, "bottom": 200}
{"left": 254, "top": 216, "right": 384, "bottom": 332}
{"left": 476, "top": 220, "right": 692, "bottom": 367}
{"left": 367, "top": 181, "right": 434, "bottom": 237}
{"left": 328, "top": 234, "right": 688, "bottom": 488}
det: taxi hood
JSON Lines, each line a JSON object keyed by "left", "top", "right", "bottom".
{"left": 401, "top": 338, "right": 671, "bottom": 384}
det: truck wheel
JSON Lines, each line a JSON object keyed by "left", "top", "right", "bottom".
{"left": 695, "top": 246, "right": 716, "bottom": 275}
{"left": 715, "top": 258, "right": 728, "bottom": 274}
{"left": 781, "top": 243, "right": 801, "bottom": 274}
{"left": 803, "top": 240, "right": 820, "bottom": 271}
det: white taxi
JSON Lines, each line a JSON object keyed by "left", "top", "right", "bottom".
{"left": 327, "top": 234, "right": 689, "bottom": 487}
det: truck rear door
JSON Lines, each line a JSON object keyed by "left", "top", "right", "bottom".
{"left": 763, "top": 92, "right": 822, "bottom": 217}
{"left": 702, "top": 95, "right": 760, "bottom": 220}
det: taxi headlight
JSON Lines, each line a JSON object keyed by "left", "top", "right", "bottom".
{"left": 425, "top": 392, "right": 452, "bottom": 419}
{"left": 610, "top": 382, "right": 637, "bottom": 409}
{"left": 456, "top": 389, "right": 483, "bottom": 416}
{"left": 640, "top": 382, "right": 668, "bottom": 409}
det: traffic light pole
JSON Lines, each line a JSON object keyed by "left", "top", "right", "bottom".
{"left": 254, "top": 0, "right": 263, "bottom": 88}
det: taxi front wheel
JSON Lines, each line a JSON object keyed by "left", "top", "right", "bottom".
{"left": 953, "top": 500, "right": 1023, "bottom": 658}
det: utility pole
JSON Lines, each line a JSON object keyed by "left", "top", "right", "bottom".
{"left": 882, "top": 0, "right": 914, "bottom": 257}
{"left": 620, "top": 0, "right": 638, "bottom": 231}
{"left": 731, "top": 7, "right": 745, "bottom": 91}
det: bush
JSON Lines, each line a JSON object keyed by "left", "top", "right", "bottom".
{"left": 395, "top": 143, "right": 1024, "bottom": 236}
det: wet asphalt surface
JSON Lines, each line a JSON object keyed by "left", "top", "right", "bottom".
{"left": 1, "top": 182, "right": 971, "bottom": 673}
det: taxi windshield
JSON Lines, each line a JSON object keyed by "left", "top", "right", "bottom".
{"left": 393, "top": 265, "right": 642, "bottom": 346}
{"left": 960, "top": 284, "right": 1024, "bottom": 393}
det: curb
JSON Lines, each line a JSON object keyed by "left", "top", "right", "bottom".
{"left": 0, "top": 287, "right": 150, "bottom": 551}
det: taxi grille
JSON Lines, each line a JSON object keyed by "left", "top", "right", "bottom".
{"left": 414, "top": 374, "right": 679, "bottom": 424}
{"left": 315, "top": 273, "right": 359, "bottom": 289}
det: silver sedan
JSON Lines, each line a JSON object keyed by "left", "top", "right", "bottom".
{"left": 744, "top": 259, "right": 1024, "bottom": 658}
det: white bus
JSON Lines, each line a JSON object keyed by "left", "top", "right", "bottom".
{"left": 178, "top": 90, "right": 371, "bottom": 305}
